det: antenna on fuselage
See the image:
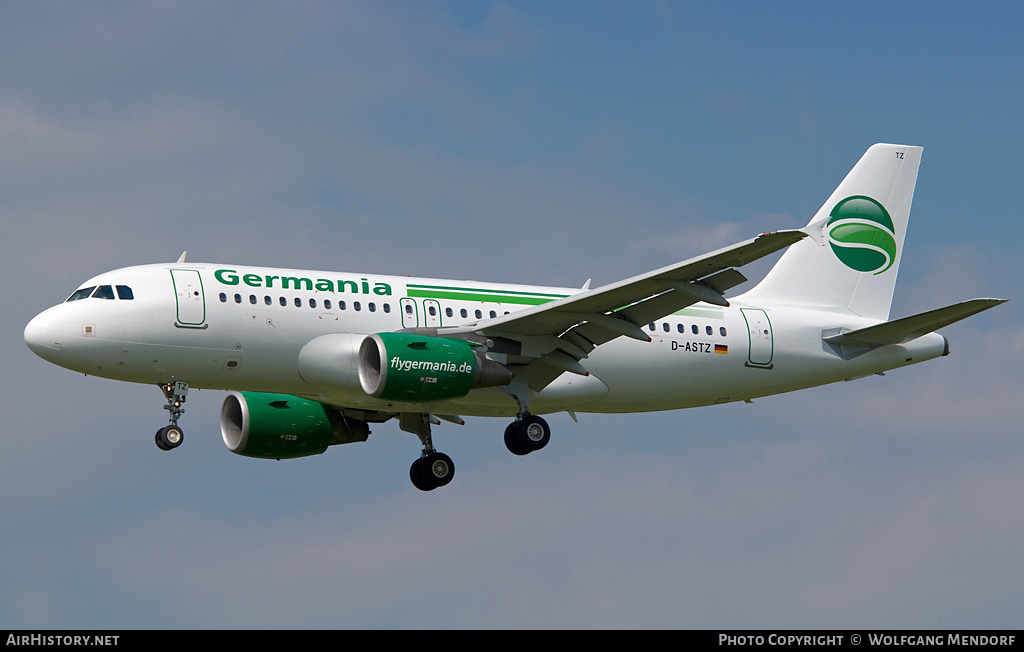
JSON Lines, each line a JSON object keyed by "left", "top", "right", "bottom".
{"left": 176, "top": 251, "right": 187, "bottom": 263}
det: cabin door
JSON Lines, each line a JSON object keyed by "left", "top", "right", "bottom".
{"left": 171, "top": 269, "right": 206, "bottom": 327}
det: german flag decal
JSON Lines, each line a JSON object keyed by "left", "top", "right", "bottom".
{"left": 715, "top": 344, "right": 728, "bottom": 354}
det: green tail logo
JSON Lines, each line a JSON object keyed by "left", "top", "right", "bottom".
{"left": 826, "top": 195, "right": 897, "bottom": 274}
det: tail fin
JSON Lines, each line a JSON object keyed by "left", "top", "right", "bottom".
{"left": 738, "top": 143, "right": 922, "bottom": 319}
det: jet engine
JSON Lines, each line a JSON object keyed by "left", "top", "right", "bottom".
{"left": 358, "top": 332, "right": 512, "bottom": 402}
{"left": 220, "top": 391, "right": 369, "bottom": 459}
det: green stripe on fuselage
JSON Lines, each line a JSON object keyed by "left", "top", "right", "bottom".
{"left": 406, "top": 283, "right": 567, "bottom": 305}
{"left": 673, "top": 306, "right": 725, "bottom": 319}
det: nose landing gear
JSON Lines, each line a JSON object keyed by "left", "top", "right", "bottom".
{"left": 155, "top": 381, "right": 188, "bottom": 451}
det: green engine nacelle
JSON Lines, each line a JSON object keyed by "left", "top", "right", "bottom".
{"left": 220, "top": 391, "right": 369, "bottom": 460}
{"left": 358, "top": 332, "right": 511, "bottom": 403}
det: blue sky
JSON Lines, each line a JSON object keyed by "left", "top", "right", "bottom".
{"left": 3, "top": 1, "right": 1022, "bottom": 628}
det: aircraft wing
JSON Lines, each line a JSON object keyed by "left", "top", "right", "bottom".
{"left": 442, "top": 229, "right": 806, "bottom": 386}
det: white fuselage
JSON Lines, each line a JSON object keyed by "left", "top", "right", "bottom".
{"left": 24, "top": 262, "right": 948, "bottom": 418}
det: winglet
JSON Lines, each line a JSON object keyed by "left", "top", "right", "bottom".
{"left": 176, "top": 251, "right": 188, "bottom": 263}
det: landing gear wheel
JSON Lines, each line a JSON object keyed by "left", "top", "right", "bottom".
{"left": 410, "top": 452, "right": 455, "bottom": 491}
{"left": 155, "top": 425, "right": 184, "bottom": 451}
{"left": 424, "top": 451, "right": 455, "bottom": 487}
{"left": 504, "top": 415, "right": 550, "bottom": 455}
{"left": 521, "top": 415, "right": 550, "bottom": 451}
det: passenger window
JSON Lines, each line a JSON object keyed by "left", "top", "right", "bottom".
{"left": 460, "top": 308, "right": 468, "bottom": 318}
{"left": 648, "top": 323, "right": 655, "bottom": 331}
{"left": 428, "top": 306, "right": 436, "bottom": 316}
{"left": 264, "top": 296, "right": 272, "bottom": 305}
{"left": 354, "top": 301, "right": 361, "bottom": 311}
{"left": 691, "top": 324, "right": 699, "bottom": 335}
{"left": 116, "top": 285, "right": 134, "bottom": 300}
{"left": 405, "top": 303, "right": 413, "bottom": 314}
{"left": 309, "top": 298, "right": 317, "bottom": 309}
{"left": 279, "top": 297, "right": 287, "bottom": 307}
{"left": 92, "top": 285, "right": 115, "bottom": 300}
{"left": 706, "top": 325, "right": 713, "bottom": 336}
{"left": 234, "top": 294, "right": 242, "bottom": 304}
{"left": 339, "top": 301, "right": 346, "bottom": 310}
{"left": 720, "top": 327, "right": 728, "bottom": 337}
{"left": 67, "top": 287, "right": 96, "bottom": 302}
{"left": 445, "top": 307, "right": 453, "bottom": 318}
{"left": 677, "top": 324, "right": 684, "bottom": 333}
{"left": 294, "top": 297, "right": 301, "bottom": 308}
{"left": 324, "top": 299, "right": 332, "bottom": 310}
{"left": 475, "top": 310, "right": 482, "bottom": 319}
{"left": 662, "top": 323, "right": 670, "bottom": 332}
{"left": 250, "top": 295, "right": 257, "bottom": 305}
{"left": 489, "top": 310, "right": 497, "bottom": 318}
{"left": 219, "top": 293, "right": 227, "bottom": 303}
{"left": 369, "top": 303, "right": 376, "bottom": 312}
{"left": 383, "top": 304, "right": 390, "bottom": 313}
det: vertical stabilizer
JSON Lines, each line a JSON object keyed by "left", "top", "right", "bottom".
{"left": 737, "top": 143, "right": 922, "bottom": 319}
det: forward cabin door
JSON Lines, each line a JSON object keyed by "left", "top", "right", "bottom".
{"left": 171, "top": 269, "right": 207, "bottom": 328}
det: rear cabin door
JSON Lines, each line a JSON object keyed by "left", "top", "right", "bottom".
{"left": 741, "top": 308, "right": 773, "bottom": 368}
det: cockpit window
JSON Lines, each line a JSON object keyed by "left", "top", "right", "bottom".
{"left": 92, "top": 285, "right": 115, "bottom": 300}
{"left": 65, "top": 284, "right": 135, "bottom": 302}
{"left": 66, "top": 287, "right": 96, "bottom": 302}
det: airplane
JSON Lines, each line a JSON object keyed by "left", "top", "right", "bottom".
{"left": 24, "top": 143, "right": 1005, "bottom": 491}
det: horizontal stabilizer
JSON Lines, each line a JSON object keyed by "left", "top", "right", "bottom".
{"left": 823, "top": 298, "right": 1006, "bottom": 348}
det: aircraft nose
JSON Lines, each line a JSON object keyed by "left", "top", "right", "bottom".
{"left": 24, "top": 309, "right": 64, "bottom": 361}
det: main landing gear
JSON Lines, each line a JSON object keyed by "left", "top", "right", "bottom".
{"left": 401, "top": 413, "right": 456, "bottom": 492}
{"left": 401, "top": 411, "right": 553, "bottom": 491}
{"left": 504, "top": 414, "right": 551, "bottom": 456}
{"left": 501, "top": 385, "right": 550, "bottom": 456}
{"left": 410, "top": 450, "right": 455, "bottom": 492}
{"left": 155, "top": 381, "right": 188, "bottom": 451}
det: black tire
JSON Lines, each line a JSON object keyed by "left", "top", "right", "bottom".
{"left": 504, "top": 422, "right": 531, "bottom": 456}
{"left": 410, "top": 457, "right": 435, "bottom": 491}
{"left": 155, "top": 425, "right": 184, "bottom": 451}
{"left": 155, "top": 427, "right": 170, "bottom": 450}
